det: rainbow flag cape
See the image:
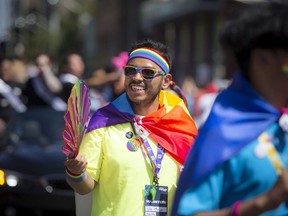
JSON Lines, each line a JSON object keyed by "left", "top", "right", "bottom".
{"left": 172, "top": 72, "right": 281, "bottom": 215}
{"left": 87, "top": 90, "right": 198, "bottom": 165}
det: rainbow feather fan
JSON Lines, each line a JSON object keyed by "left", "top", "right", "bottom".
{"left": 62, "top": 80, "right": 91, "bottom": 158}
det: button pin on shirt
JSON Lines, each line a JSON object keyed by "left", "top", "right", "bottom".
{"left": 126, "top": 131, "right": 133, "bottom": 139}
{"left": 279, "top": 113, "right": 288, "bottom": 132}
{"left": 254, "top": 143, "right": 268, "bottom": 158}
{"left": 127, "top": 139, "right": 140, "bottom": 152}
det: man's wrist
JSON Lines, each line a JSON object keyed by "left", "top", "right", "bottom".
{"left": 231, "top": 193, "right": 279, "bottom": 216}
{"left": 65, "top": 166, "right": 85, "bottom": 182}
{"left": 231, "top": 201, "right": 242, "bottom": 216}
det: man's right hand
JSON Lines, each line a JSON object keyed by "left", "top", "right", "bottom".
{"left": 65, "top": 153, "right": 88, "bottom": 176}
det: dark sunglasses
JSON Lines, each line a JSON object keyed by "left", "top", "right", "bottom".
{"left": 123, "top": 65, "right": 165, "bottom": 80}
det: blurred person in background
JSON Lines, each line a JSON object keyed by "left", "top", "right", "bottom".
{"left": 110, "top": 51, "right": 128, "bottom": 100}
{"left": 23, "top": 53, "right": 66, "bottom": 111}
{"left": 173, "top": 1, "right": 288, "bottom": 215}
{"left": 89, "top": 51, "right": 128, "bottom": 103}
{"left": 59, "top": 52, "right": 85, "bottom": 102}
{"left": 192, "top": 76, "right": 230, "bottom": 128}
{"left": 59, "top": 52, "right": 123, "bottom": 112}
{"left": 65, "top": 38, "right": 198, "bottom": 216}
{"left": 85, "top": 66, "right": 123, "bottom": 112}
{"left": 1, "top": 58, "right": 26, "bottom": 96}
{"left": 0, "top": 58, "right": 27, "bottom": 128}
{"left": 192, "top": 81, "right": 219, "bottom": 128}
{"left": 85, "top": 68, "right": 111, "bottom": 112}
{"left": 11, "top": 57, "right": 28, "bottom": 89}
{"left": 181, "top": 75, "right": 199, "bottom": 115}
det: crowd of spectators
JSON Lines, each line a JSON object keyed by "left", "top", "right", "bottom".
{"left": 0, "top": 51, "right": 126, "bottom": 143}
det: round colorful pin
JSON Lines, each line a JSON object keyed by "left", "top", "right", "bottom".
{"left": 127, "top": 139, "right": 140, "bottom": 152}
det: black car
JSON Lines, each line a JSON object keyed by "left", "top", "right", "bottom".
{"left": 0, "top": 107, "right": 75, "bottom": 216}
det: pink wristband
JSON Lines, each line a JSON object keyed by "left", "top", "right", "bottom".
{"left": 232, "top": 201, "right": 242, "bottom": 216}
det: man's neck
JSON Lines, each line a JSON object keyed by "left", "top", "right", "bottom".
{"left": 132, "top": 102, "right": 160, "bottom": 116}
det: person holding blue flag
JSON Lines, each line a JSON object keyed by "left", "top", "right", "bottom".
{"left": 64, "top": 38, "right": 198, "bottom": 216}
{"left": 172, "top": 1, "right": 288, "bottom": 216}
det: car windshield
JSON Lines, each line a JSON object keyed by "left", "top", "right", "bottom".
{"left": 4, "top": 108, "right": 65, "bottom": 146}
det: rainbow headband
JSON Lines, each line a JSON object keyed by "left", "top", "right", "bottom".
{"left": 128, "top": 48, "right": 170, "bottom": 74}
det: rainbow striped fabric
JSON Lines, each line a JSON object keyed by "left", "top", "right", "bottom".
{"left": 128, "top": 48, "right": 170, "bottom": 74}
{"left": 87, "top": 90, "right": 198, "bottom": 165}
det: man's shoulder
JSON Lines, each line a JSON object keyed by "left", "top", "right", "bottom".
{"left": 87, "top": 103, "right": 132, "bottom": 133}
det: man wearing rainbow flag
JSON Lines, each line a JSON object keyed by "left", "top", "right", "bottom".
{"left": 172, "top": 1, "right": 288, "bottom": 216}
{"left": 65, "top": 38, "right": 198, "bottom": 215}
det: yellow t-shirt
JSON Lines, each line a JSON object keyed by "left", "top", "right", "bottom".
{"left": 79, "top": 122, "right": 180, "bottom": 216}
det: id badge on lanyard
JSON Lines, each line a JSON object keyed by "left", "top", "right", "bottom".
{"left": 144, "top": 185, "right": 168, "bottom": 216}
{"left": 131, "top": 118, "right": 169, "bottom": 215}
{"left": 141, "top": 139, "right": 168, "bottom": 216}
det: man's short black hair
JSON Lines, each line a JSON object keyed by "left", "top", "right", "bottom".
{"left": 128, "top": 38, "right": 172, "bottom": 70}
{"left": 219, "top": 0, "right": 288, "bottom": 80}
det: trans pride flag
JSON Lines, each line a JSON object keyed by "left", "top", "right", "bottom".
{"left": 86, "top": 90, "right": 198, "bottom": 165}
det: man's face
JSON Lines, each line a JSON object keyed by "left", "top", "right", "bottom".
{"left": 253, "top": 48, "right": 288, "bottom": 104}
{"left": 124, "top": 58, "right": 166, "bottom": 106}
{"left": 275, "top": 50, "right": 288, "bottom": 96}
